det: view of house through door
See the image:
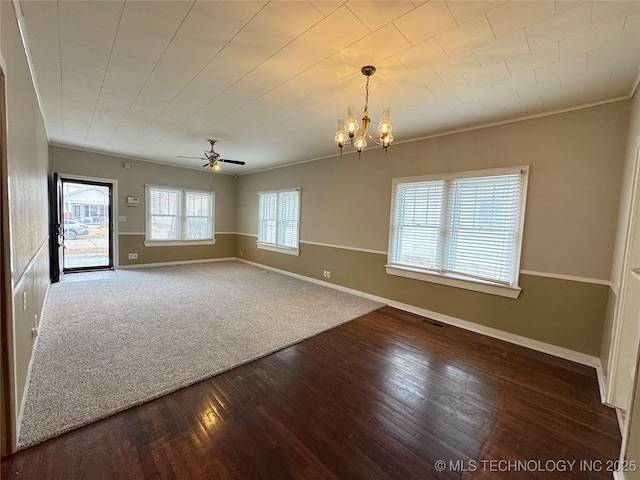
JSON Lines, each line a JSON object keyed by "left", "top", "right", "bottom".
{"left": 61, "top": 178, "right": 113, "bottom": 271}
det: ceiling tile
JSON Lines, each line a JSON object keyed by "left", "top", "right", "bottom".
{"left": 472, "top": 30, "right": 530, "bottom": 67}
{"left": 393, "top": 0, "right": 457, "bottom": 46}
{"left": 558, "top": 18, "right": 625, "bottom": 60}
{"left": 309, "top": 1, "right": 344, "bottom": 17}
{"left": 587, "top": 36, "right": 640, "bottom": 71}
{"left": 435, "top": 14, "right": 495, "bottom": 57}
{"left": 395, "top": 38, "right": 449, "bottom": 71}
{"left": 506, "top": 43, "right": 559, "bottom": 75}
{"left": 515, "top": 77, "right": 561, "bottom": 101}
{"left": 20, "top": 1, "right": 61, "bottom": 44}
{"left": 428, "top": 76, "right": 470, "bottom": 96}
{"left": 63, "top": 70, "right": 103, "bottom": 100}
{"left": 26, "top": 36, "right": 61, "bottom": 65}
{"left": 392, "top": 64, "right": 442, "bottom": 88}
{"left": 30, "top": 52, "right": 61, "bottom": 75}
{"left": 610, "top": 58, "right": 640, "bottom": 91}
{"left": 534, "top": 54, "right": 587, "bottom": 84}
{"left": 592, "top": 0, "right": 640, "bottom": 28}
{"left": 432, "top": 51, "right": 481, "bottom": 80}
{"left": 59, "top": 1, "right": 122, "bottom": 35}
{"left": 445, "top": 1, "right": 505, "bottom": 24}
{"left": 347, "top": 1, "right": 415, "bottom": 32}
{"left": 455, "top": 83, "right": 497, "bottom": 103}
{"left": 354, "top": 24, "right": 412, "bottom": 64}
{"left": 89, "top": 1, "right": 126, "bottom": 17}
{"left": 60, "top": 37, "right": 110, "bottom": 79}
{"left": 524, "top": 2, "right": 592, "bottom": 50}
{"left": 35, "top": 72, "right": 62, "bottom": 99}
{"left": 555, "top": 1, "right": 589, "bottom": 13}
{"left": 463, "top": 61, "right": 511, "bottom": 88}
{"left": 486, "top": 1, "right": 556, "bottom": 37}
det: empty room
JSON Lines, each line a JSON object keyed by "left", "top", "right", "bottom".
{"left": 1, "top": 1, "right": 640, "bottom": 479}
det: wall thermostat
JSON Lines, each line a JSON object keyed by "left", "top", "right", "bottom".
{"left": 126, "top": 196, "right": 140, "bottom": 207}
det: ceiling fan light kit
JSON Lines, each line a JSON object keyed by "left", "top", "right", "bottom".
{"left": 335, "top": 65, "right": 394, "bottom": 157}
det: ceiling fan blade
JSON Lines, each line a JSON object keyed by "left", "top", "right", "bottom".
{"left": 177, "top": 155, "right": 205, "bottom": 159}
{"left": 203, "top": 163, "right": 210, "bottom": 167}
{"left": 219, "top": 158, "right": 246, "bottom": 165}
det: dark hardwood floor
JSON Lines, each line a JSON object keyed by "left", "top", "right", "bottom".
{"left": 1, "top": 306, "right": 620, "bottom": 479}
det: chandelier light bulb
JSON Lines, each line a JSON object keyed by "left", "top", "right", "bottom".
{"left": 354, "top": 135, "right": 367, "bottom": 152}
{"left": 335, "top": 119, "right": 347, "bottom": 149}
{"left": 345, "top": 105, "right": 358, "bottom": 138}
{"left": 212, "top": 162, "right": 220, "bottom": 171}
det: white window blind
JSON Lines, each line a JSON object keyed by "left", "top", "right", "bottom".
{"left": 258, "top": 193, "right": 277, "bottom": 244}
{"left": 388, "top": 168, "right": 528, "bottom": 290}
{"left": 148, "top": 186, "right": 181, "bottom": 240}
{"left": 146, "top": 185, "right": 214, "bottom": 243}
{"left": 258, "top": 188, "right": 300, "bottom": 254}
{"left": 185, "top": 191, "right": 213, "bottom": 240}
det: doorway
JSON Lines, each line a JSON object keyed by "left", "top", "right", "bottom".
{"left": 50, "top": 176, "right": 114, "bottom": 280}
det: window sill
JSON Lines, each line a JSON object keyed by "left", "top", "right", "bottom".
{"left": 385, "top": 265, "right": 521, "bottom": 299}
{"left": 257, "top": 242, "right": 300, "bottom": 256}
{"left": 144, "top": 239, "right": 216, "bottom": 247}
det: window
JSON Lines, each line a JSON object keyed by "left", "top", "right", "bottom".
{"left": 257, "top": 188, "right": 300, "bottom": 255}
{"left": 145, "top": 185, "right": 215, "bottom": 246}
{"left": 386, "top": 166, "right": 529, "bottom": 298}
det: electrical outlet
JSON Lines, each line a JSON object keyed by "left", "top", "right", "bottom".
{"left": 128, "top": 253, "right": 138, "bottom": 260}
{"left": 240, "top": 251, "right": 243, "bottom": 256}
{"left": 326, "top": 271, "right": 331, "bottom": 279}
{"left": 119, "top": 216, "right": 126, "bottom": 222}
{"left": 31, "top": 327, "right": 38, "bottom": 338}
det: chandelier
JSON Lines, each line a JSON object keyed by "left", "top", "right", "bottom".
{"left": 335, "top": 65, "right": 393, "bottom": 155}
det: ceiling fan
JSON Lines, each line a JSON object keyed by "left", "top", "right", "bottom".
{"left": 177, "top": 140, "right": 246, "bottom": 171}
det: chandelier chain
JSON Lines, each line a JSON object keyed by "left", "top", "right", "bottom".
{"left": 364, "top": 75, "right": 370, "bottom": 112}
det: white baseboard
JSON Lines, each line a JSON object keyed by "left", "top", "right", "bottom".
{"left": 613, "top": 470, "right": 626, "bottom": 480}
{"left": 117, "top": 257, "right": 236, "bottom": 270}
{"left": 16, "top": 279, "right": 51, "bottom": 443}
{"left": 596, "top": 362, "right": 608, "bottom": 404}
{"left": 237, "top": 258, "right": 601, "bottom": 368}
{"left": 616, "top": 408, "right": 627, "bottom": 434}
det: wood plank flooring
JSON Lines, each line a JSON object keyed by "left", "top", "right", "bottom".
{"left": 1, "top": 306, "right": 620, "bottom": 479}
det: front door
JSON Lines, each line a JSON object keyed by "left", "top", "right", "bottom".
{"left": 60, "top": 178, "right": 114, "bottom": 272}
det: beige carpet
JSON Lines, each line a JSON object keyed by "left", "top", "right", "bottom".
{"left": 18, "top": 261, "right": 383, "bottom": 449}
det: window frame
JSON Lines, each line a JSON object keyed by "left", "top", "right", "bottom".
{"left": 257, "top": 187, "right": 301, "bottom": 256}
{"left": 144, "top": 184, "right": 216, "bottom": 247}
{"left": 385, "top": 166, "right": 529, "bottom": 299}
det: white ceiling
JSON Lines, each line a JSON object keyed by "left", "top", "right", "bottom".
{"left": 17, "top": 0, "right": 640, "bottom": 174}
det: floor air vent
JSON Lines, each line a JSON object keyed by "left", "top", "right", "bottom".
{"left": 420, "top": 317, "right": 445, "bottom": 328}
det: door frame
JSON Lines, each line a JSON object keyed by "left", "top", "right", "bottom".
{"left": 606, "top": 145, "right": 640, "bottom": 408}
{"left": 57, "top": 173, "right": 119, "bottom": 271}
{"left": 0, "top": 62, "right": 16, "bottom": 456}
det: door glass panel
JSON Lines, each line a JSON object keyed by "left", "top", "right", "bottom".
{"left": 62, "top": 181, "right": 111, "bottom": 270}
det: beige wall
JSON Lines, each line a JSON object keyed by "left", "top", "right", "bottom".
{"left": 49, "top": 146, "right": 237, "bottom": 266}
{"left": 237, "top": 101, "right": 629, "bottom": 356}
{"left": 1, "top": 0, "right": 50, "bottom": 453}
